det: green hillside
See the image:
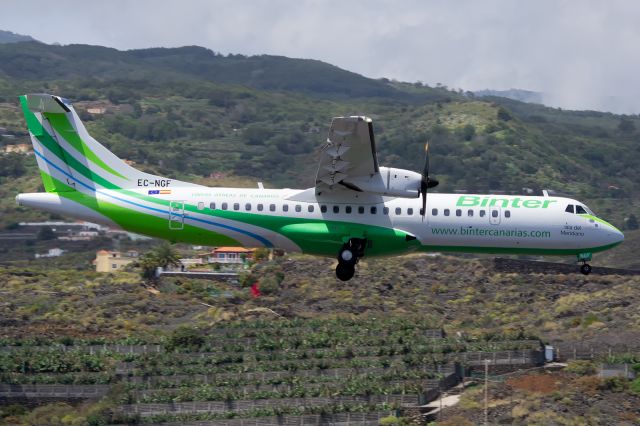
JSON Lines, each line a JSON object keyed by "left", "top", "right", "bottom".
{"left": 0, "top": 40, "right": 638, "bottom": 253}
{"left": 0, "top": 42, "right": 452, "bottom": 101}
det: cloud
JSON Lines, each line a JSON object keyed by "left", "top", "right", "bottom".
{"left": 1, "top": 0, "right": 638, "bottom": 113}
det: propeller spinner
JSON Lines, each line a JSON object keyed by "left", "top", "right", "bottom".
{"left": 420, "top": 143, "right": 439, "bottom": 220}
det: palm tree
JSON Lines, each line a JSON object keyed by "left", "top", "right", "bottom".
{"left": 139, "top": 242, "right": 181, "bottom": 281}
{"left": 152, "top": 242, "right": 181, "bottom": 269}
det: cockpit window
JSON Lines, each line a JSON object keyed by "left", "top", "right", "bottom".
{"left": 575, "top": 205, "right": 588, "bottom": 214}
{"left": 565, "top": 205, "right": 574, "bottom": 213}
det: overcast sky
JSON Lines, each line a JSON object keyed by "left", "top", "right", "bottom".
{"left": 2, "top": 0, "right": 639, "bottom": 113}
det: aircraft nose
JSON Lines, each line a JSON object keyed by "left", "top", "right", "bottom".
{"left": 614, "top": 228, "right": 625, "bottom": 244}
{"left": 609, "top": 226, "right": 624, "bottom": 245}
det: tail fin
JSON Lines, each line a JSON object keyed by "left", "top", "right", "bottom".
{"left": 20, "top": 94, "right": 195, "bottom": 193}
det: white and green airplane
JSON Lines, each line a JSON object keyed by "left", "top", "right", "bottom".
{"left": 16, "top": 94, "right": 623, "bottom": 280}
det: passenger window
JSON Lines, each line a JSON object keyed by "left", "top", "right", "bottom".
{"left": 197, "top": 202, "right": 204, "bottom": 210}
{"left": 210, "top": 202, "right": 216, "bottom": 210}
{"left": 444, "top": 209, "right": 450, "bottom": 216}
{"left": 383, "top": 207, "right": 389, "bottom": 215}
{"left": 358, "top": 206, "right": 365, "bottom": 214}
{"left": 468, "top": 210, "right": 473, "bottom": 217}
{"left": 257, "top": 204, "right": 264, "bottom": 211}
{"left": 576, "top": 205, "right": 587, "bottom": 214}
{"left": 419, "top": 208, "right": 424, "bottom": 216}
{"left": 245, "top": 203, "right": 251, "bottom": 211}
{"left": 492, "top": 210, "right": 498, "bottom": 218}
{"left": 505, "top": 210, "right": 511, "bottom": 218}
{"left": 456, "top": 209, "right": 462, "bottom": 217}
{"left": 221, "top": 202, "right": 228, "bottom": 210}
{"left": 432, "top": 208, "right": 438, "bottom": 216}
{"left": 320, "top": 205, "right": 327, "bottom": 213}
{"left": 407, "top": 208, "right": 413, "bottom": 216}
{"left": 565, "top": 205, "right": 574, "bottom": 213}
{"left": 283, "top": 204, "right": 289, "bottom": 212}
{"left": 346, "top": 206, "right": 352, "bottom": 214}
{"left": 295, "top": 205, "right": 302, "bottom": 212}
{"left": 233, "top": 203, "right": 239, "bottom": 211}
{"left": 371, "top": 206, "right": 377, "bottom": 214}
{"left": 395, "top": 207, "right": 401, "bottom": 215}
{"left": 308, "top": 205, "right": 314, "bottom": 213}
{"left": 333, "top": 206, "right": 340, "bottom": 214}
{"left": 479, "top": 210, "right": 485, "bottom": 217}
{"left": 269, "top": 204, "right": 276, "bottom": 212}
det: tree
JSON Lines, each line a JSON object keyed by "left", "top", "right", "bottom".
{"left": 461, "top": 124, "right": 476, "bottom": 141}
{"left": 497, "top": 107, "right": 512, "bottom": 121}
{"left": 164, "top": 326, "right": 204, "bottom": 352}
{"left": 138, "top": 242, "right": 181, "bottom": 280}
{"left": 618, "top": 117, "right": 635, "bottom": 134}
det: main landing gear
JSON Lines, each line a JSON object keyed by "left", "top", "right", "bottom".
{"left": 335, "top": 238, "right": 367, "bottom": 281}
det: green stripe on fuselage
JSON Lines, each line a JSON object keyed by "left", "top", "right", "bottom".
{"left": 193, "top": 208, "right": 421, "bottom": 257}
{"left": 578, "top": 214, "right": 620, "bottom": 232}
{"left": 49, "top": 175, "right": 241, "bottom": 246}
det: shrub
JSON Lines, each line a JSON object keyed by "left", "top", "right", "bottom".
{"left": 565, "top": 360, "right": 597, "bottom": 376}
{"left": 379, "top": 415, "right": 403, "bottom": 425}
{"left": 629, "top": 378, "right": 640, "bottom": 395}
{"left": 165, "top": 326, "right": 205, "bottom": 352}
{"left": 1, "top": 404, "right": 27, "bottom": 418}
{"left": 601, "top": 377, "right": 628, "bottom": 393}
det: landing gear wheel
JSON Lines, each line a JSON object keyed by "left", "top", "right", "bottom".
{"left": 336, "top": 263, "right": 355, "bottom": 281}
{"left": 580, "top": 263, "right": 592, "bottom": 275}
{"left": 339, "top": 248, "right": 355, "bottom": 265}
{"left": 335, "top": 238, "right": 367, "bottom": 281}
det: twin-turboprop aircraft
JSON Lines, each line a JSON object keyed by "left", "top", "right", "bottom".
{"left": 16, "top": 94, "right": 624, "bottom": 280}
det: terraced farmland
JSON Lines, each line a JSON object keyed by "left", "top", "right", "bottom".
{"left": 0, "top": 317, "right": 543, "bottom": 424}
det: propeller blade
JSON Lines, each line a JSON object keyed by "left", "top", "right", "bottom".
{"left": 421, "top": 143, "right": 429, "bottom": 220}
{"left": 423, "top": 143, "right": 430, "bottom": 177}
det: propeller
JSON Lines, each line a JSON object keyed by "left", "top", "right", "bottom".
{"left": 420, "top": 143, "right": 439, "bottom": 220}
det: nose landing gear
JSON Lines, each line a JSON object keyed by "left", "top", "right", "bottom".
{"left": 577, "top": 253, "right": 592, "bottom": 275}
{"left": 580, "top": 263, "right": 592, "bottom": 275}
{"left": 336, "top": 238, "right": 367, "bottom": 281}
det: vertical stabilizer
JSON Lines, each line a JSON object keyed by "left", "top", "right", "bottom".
{"left": 20, "top": 94, "right": 198, "bottom": 193}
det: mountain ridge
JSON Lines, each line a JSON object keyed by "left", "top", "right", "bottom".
{"left": 0, "top": 30, "right": 36, "bottom": 44}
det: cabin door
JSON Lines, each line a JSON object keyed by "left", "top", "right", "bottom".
{"left": 169, "top": 201, "right": 185, "bottom": 230}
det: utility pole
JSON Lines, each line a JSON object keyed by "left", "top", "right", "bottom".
{"left": 484, "top": 359, "right": 489, "bottom": 426}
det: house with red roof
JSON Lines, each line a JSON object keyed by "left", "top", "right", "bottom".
{"left": 198, "top": 247, "right": 255, "bottom": 264}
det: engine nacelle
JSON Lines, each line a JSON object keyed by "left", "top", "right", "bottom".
{"left": 343, "top": 167, "right": 422, "bottom": 198}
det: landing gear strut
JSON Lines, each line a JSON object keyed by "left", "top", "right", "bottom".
{"left": 335, "top": 238, "right": 367, "bottom": 281}
{"left": 577, "top": 253, "right": 592, "bottom": 275}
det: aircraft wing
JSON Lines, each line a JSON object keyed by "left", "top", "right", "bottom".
{"left": 315, "top": 116, "right": 379, "bottom": 191}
